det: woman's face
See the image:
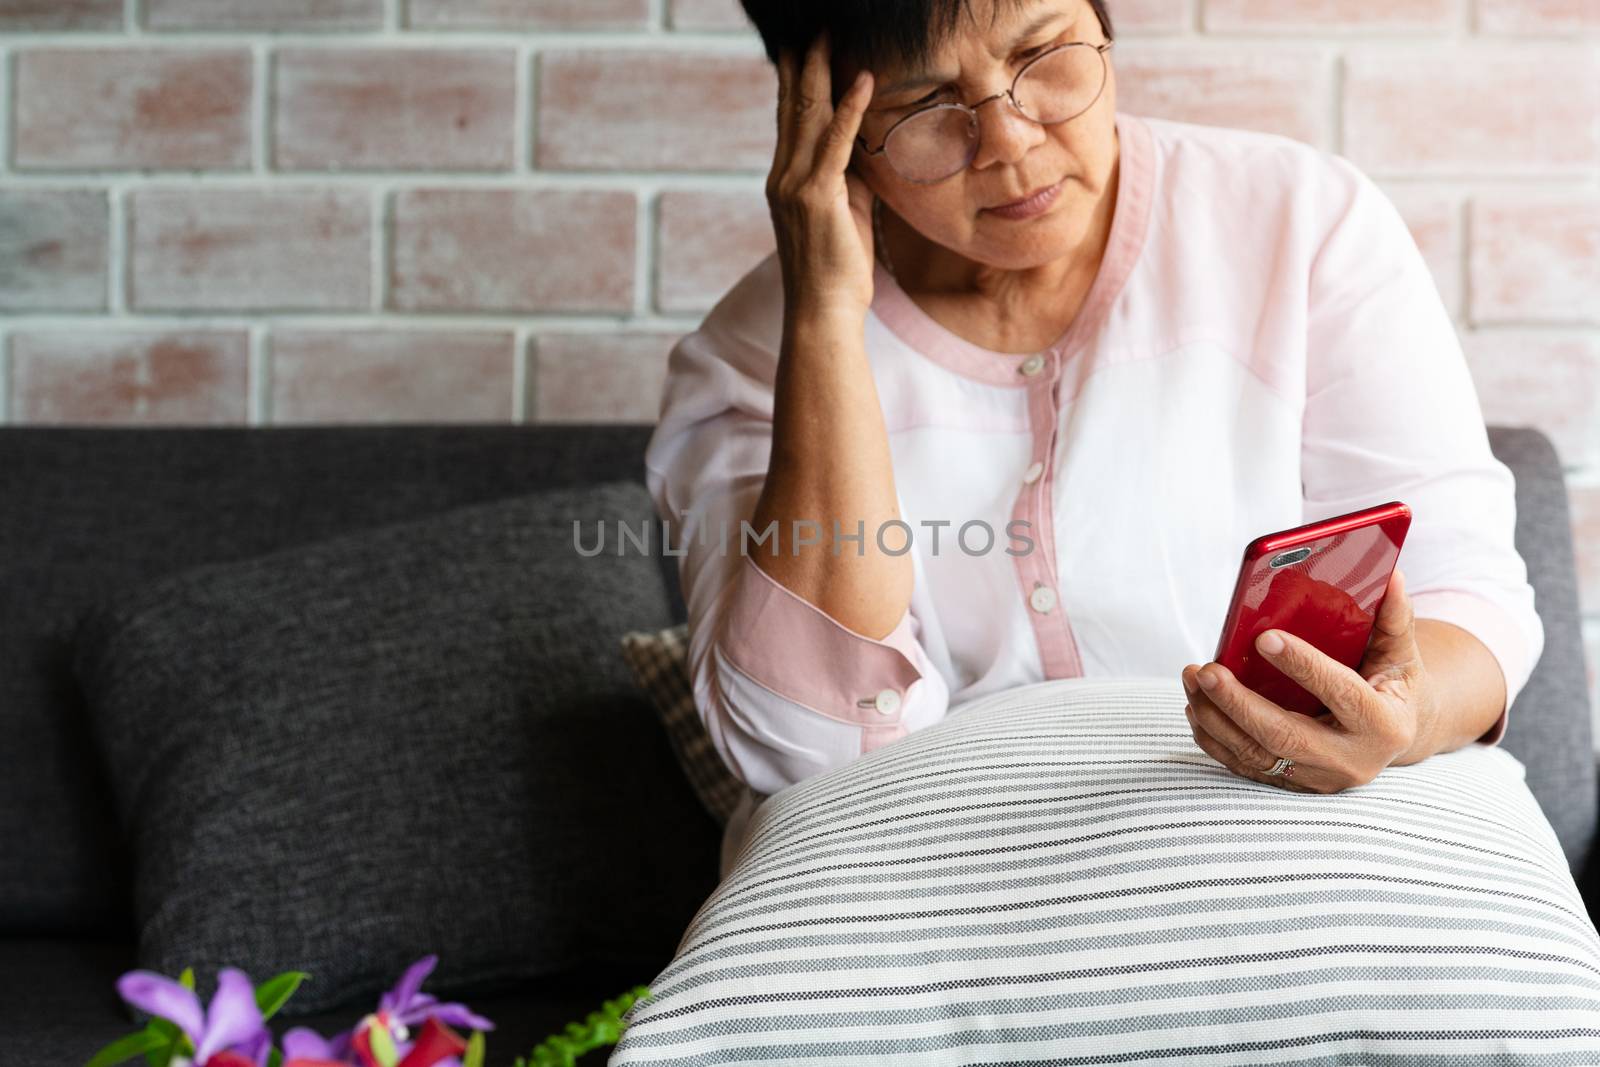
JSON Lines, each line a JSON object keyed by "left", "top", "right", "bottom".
{"left": 842, "top": 0, "right": 1118, "bottom": 274}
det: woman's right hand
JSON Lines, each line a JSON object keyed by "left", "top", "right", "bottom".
{"left": 767, "top": 30, "right": 879, "bottom": 324}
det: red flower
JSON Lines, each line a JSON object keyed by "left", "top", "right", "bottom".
{"left": 351, "top": 1014, "right": 467, "bottom": 1067}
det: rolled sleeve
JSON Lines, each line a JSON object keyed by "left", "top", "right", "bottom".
{"left": 1405, "top": 589, "right": 1537, "bottom": 747}
{"left": 717, "top": 553, "right": 942, "bottom": 741}
{"left": 675, "top": 471, "right": 950, "bottom": 803}
{"left": 1300, "top": 156, "right": 1544, "bottom": 750}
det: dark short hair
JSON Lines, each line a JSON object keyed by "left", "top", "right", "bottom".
{"left": 736, "top": 0, "right": 1114, "bottom": 88}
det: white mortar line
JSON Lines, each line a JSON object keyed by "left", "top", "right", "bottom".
{"left": 248, "top": 323, "right": 267, "bottom": 425}
{"left": 0, "top": 171, "right": 768, "bottom": 186}
{"left": 0, "top": 31, "right": 770, "bottom": 48}
{"left": 371, "top": 186, "right": 388, "bottom": 316}
{"left": 512, "top": 327, "right": 528, "bottom": 422}
{"left": 635, "top": 183, "right": 655, "bottom": 317}
{"left": 108, "top": 186, "right": 126, "bottom": 313}
{"left": 0, "top": 312, "right": 709, "bottom": 331}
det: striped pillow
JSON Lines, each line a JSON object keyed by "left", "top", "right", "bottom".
{"left": 609, "top": 676, "right": 1600, "bottom": 1063}
{"left": 621, "top": 623, "right": 745, "bottom": 827}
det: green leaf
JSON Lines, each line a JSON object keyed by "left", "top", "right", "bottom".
{"left": 85, "top": 1029, "right": 167, "bottom": 1067}
{"left": 178, "top": 968, "right": 195, "bottom": 990}
{"left": 367, "top": 1022, "right": 400, "bottom": 1067}
{"left": 462, "top": 1030, "right": 486, "bottom": 1067}
{"left": 267, "top": 1049, "right": 283, "bottom": 1067}
{"left": 254, "top": 971, "right": 308, "bottom": 1020}
{"left": 141, "top": 1016, "right": 186, "bottom": 1067}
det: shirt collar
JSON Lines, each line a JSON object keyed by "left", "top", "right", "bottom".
{"left": 870, "top": 110, "right": 1155, "bottom": 387}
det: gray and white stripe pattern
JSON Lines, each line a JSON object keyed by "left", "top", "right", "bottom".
{"left": 609, "top": 677, "right": 1600, "bottom": 1064}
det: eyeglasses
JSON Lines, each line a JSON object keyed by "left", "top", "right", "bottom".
{"left": 854, "top": 40, "right": 1112, "bottom": 184}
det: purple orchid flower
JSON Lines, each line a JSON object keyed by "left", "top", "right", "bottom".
{"left": 306, "top": 955, "right": 493, "bottom": 1067}
{"left": 116, "top": 966, "right": 271, "bottom": 1067}
{"left": 281, "top": 1026, "right": 348, "bottom": 1063}
{"left": 380, "top": 954, "right": 495, "bottom": 1036}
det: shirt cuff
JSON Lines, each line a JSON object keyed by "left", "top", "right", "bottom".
{"left": 714, "top": 554, "right": 926, "bottom": 736}
{"left": 1409, "top": 589, "right": 1533, "bottom": 748}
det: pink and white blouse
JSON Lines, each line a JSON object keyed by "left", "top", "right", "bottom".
{"left": 644, "top": 111, "right": 1544, "bottom": 852}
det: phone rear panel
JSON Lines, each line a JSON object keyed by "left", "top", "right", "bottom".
{"left": 1213, "top": 503, "right": 1411, "bottom": 717}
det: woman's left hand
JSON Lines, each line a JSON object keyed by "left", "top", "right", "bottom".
{"left": 1179, "top": 567, "right": 1440, "bottom": 794}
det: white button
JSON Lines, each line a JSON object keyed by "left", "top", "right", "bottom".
{"left": 1029, "top": 584, "right": 1057, "bottom": 614}
{"left": 873, "top": 688, "right": 902, "bottom": 716}
{"left": 1019, "top": 353, "right": 1045, "bottom": 377}
{"left": 1022, "top": 460, "right": 1044, "bottom": 484}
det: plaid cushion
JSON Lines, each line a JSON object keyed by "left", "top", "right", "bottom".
{"left": 621, "top": 623, "right": 745, "bottom": 827}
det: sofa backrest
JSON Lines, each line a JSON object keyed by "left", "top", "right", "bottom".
{"left": 1488, "top": 426, "right": 1595, "bottom": 870}
{"left": 0, "top": 424, "right": 684, "bottom": 936}
{"left": 0, "top": 422, "right": 1590, "bottom": 936}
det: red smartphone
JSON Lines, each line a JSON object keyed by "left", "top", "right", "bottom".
{"left": 1212, "top": 501, "right": 1412, "bottom": 718}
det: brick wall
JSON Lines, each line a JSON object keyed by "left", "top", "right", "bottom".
{"left": 1, "top": 0, "right": 1596, "bottom": 726}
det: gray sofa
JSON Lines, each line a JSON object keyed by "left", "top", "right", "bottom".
{"left": 1, "top": 421, "right": 1593, "bottom": 1065}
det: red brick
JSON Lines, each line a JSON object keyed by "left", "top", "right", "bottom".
{"left": 1381, "top": 186, "right": 1462, "bottom": 320}
{"left": 1480, "top": 0, "right": 1600, "bottom": 32}
{"left": 655, "top": 189, "right": 773, "bottom": 313}
{"left": 667, "top": 0, "right": 751, "bottom": 30}
{"left": 129, "top": 187, "right": 371, "bottom": 311}
{"left": 1109, "top": 45, "right": 1329, "bottom": 147}
{"left": 1204, "top": 0, "right": 1459, "bottom": 31}
{"left": 666, "top": 0, "right": 1189, "bottom": 33}
{"left": 1573, "top": 484, "right": 1600, "bottom": 619}
{"left": 1344, "top": 48, "right": 1599, "bottom": 176}
{"left": 13, "top": 49, "right": 253, "bottom": 171}
{"left": 1460, "top": 332, "right": 1600, "bottom": 468}
{"left": 273, "top": 48, "right": 517, "bottom": 172}
{"left": 390, "top": 188, "right": 635, "bottom": 312}
{"left": 270, "top": 330, "right": 515, "bottom": 423}
{"left": 0, "top": 0, "right": 121, "bottom": 31}
{"left": 145, "top": 0, "right": 381, "bottom": 29}
{"left": 1108, "top": 0, "right": 1194, "bottom": 32}
{"left": 1469, "top": 194, "right": 1600, "bottom": 325}
{"left": 408, "top": 0, "right": 650, "bottom": 29}
{"left": 530, "top": 333, "right": 677, "bottom": 422}
{"left": 0, "top": 189, "right": 109, "bottom": 312}
{"left": 536, "top": 50, "right": 777, "bottom": 171}
{"left": 9, "top": 330, "right": 248, "bottom": 424}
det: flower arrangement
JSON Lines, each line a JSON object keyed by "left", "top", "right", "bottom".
{"left": 83, "top": 954, "right": 651, "bottom": 1067}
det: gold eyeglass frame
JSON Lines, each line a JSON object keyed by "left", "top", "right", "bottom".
{"left": 853, "top": 40, "right": 1113, "bottom": 184}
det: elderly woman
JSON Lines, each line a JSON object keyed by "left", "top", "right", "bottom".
{"left": 644, "top": 0, "right": 1543, "bottom": 878}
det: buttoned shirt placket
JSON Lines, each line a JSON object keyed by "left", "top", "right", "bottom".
{"left": 1012, "top": 346, "right": 1084, "bottom": 679}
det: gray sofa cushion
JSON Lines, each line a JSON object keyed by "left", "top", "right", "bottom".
{"left": 69, "top": 479, "right": 717, "bottom": 1017}
{"left": 0, "top": 423, "right": 685, "bottom": 937}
